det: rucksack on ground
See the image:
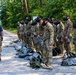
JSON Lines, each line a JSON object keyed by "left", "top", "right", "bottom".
{"left": 29, "top": 52, "right": 42, "bottom": 69}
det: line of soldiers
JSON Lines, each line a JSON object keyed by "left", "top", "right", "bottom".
{"left": 17, "top": 14, "right": 76, "bottom": 69}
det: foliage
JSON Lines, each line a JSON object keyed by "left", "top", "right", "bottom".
{"left": 1, "top": 0, "right": 76, "bottom": 29}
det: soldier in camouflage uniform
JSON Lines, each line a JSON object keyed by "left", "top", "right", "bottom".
{"left": 17, "top": 21, "right": 24, "bottom": 42}
{"left": 30, "top": 20, "right": 39, "bottom": 51}
{"left": 63, "top": 15, "right": 73, "bottom": 53}
{"left": 73, "top": 23, "right": 76, "bottom": 53}
{"left": 23, "top": 20, "right": 28, "bottom": 46}
{"left": 20, "top": 20, "right": 25, "bottom": 42}
{"left": 42, "top": 18, "right": 54, "bottom": 69}
{"left": 56, "top": 19, "right": 64, "bottom": 54}
{"left": 53, "top": 20, "right": 59, "bottom": 48}
{"left": 25, "top": 16, "right": 32, "bottom": 48}
{"left": 17, "top": 21, "right": 21, "bottom": 41}
{"left": 35, "top": 16, "right": 44, "bottom": 55}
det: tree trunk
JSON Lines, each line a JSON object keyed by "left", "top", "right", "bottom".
{"left": 40, "top": 0, "right": 42, "bottom": 7}
{"left": 24, "top": 0, "right": 29, "bottom": 15}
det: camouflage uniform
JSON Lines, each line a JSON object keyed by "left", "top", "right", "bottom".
{"left": 53, "top": 24, "right": 58, "bottom": 48}
{"left": 56, "top": 22, "right": 64, "bottom": 53}
{"left": 18, "top": 23, "right": 24, "bottom": 42}
{"left": 43, "top": 22, "right": 54, "bottom": 67}
{"left": 23, "top": 23, "right": 27, "bottom": 44}
{"left": 17, "top": 22, "right": 21, "bottom": 41}
{"left": 73, "top": 29, "right": 76, "bottom": 53}
{"left": 26, "top": 21, "right": 32, "bottom": 47}
{"left": 63, "top": 19, "right": 73, "bottom": 52}
{"left": 31, "top": 23, "right": 38, "bottom": 51}
{"left": 31, "top": 19, "right": 44, "bottom": 54}
{"left": 31, "top": 23, "right": 40, "bottom": 52}
{"left": 38, "top": 20, "right": 44, "bottom": 55}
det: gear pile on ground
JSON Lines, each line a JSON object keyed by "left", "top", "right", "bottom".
{"left": 61, "top": 52, "right": 76, "bottom": 66}
{"left": 10, "top": 41, "right": 42, "bottom": 69}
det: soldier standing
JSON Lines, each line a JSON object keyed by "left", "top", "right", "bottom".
{"left": 20, "top": 20, "right": 25, "bottom": 42}
{"left": 56, "top": 19, "right": 64, "bottom": 54}
{"left": 53, "top": 20, "right": 58, "bottom": 48}
{"left": 30, "top": 20, "right": 39, "bottom": 51}
{"left": 25, "top": 16, "right": 32, "bottom": 48}
{"left": 0, "top": 25, "right": 3, "bottom": 61}
{"left": 63, "top": 15, "right": 73, "bottom": 53}
{"left": 17, "top": 21, "right": 21, "bottom": 41}
{"left": 42, "top": 18, "right": 54, "bottom": 69}
{"left": 23, "top": 20, "right": 28, "bottom": 46}
{"left": 35, "top": 16, "right": 44, "bottom": 55}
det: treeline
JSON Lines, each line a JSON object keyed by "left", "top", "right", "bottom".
{"left": 1, "top": 0, "right": 76, "bottom": 28}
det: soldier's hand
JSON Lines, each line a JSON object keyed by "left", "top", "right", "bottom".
{"left": 39, "top": 33, "right": 43, "bottom": 36}
{"left": 31, "top": 36, "right": 34, "bottom": 39}
{"left": 65, "top": 36, "right": 68, "bottom": 40}
{"left": 48, "top": 43, "right": 52, "bottom": 46}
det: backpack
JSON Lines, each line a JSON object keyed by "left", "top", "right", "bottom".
{"left": 29, "top": 52, "right": 42, "bottom": 69}
{"left": 61, "top": 52, "right": 76, "bottom": 66}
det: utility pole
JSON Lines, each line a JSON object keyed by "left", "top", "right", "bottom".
{"left": 24, "top": 0, "right": 29, "bottom": 15}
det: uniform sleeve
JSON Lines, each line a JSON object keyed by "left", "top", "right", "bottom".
{"left": 61, "top": 23, "right": 64, "bottom": 30}
{"left": 49, "top": 25, "right": 54, "bottom": 43}
{"left": 61, "top": 23, "right": 64, "bottom": 36}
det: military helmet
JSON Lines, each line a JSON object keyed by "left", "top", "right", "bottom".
{"left": 63, "top": 14, "right": 70, "bottom": 21}
{"left": 54, "top": 19, "right": 60, "bottom": 25}
{"left": 42, "top": 18, "right": 49, "bottom": 26}
{"left": 25, "top": 15, "right": 31, "bottom": 21}
{"left": 31, "top": 19, "right": 37, "bottom": 26}
{"left": 20, "top": 20, "right": 25, "bottom": 24}
{"left": 35, "top": 16, "right": 42, "bottom": 22}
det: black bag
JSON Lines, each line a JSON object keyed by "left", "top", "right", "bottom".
{"left": 52, "top": 47, "right": 61, "bottom": 56}
{"left": 61, "top": 52, "right": 76, "bottom": 66}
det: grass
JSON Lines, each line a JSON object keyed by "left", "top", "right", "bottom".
{"left": 4, "top": 27, "right": 17, "bottom": 34}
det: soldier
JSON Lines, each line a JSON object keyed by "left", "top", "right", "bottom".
{"left": 20, "top": 20, "right": 25, "bottom": 42}
{"left": 63, "top": 14, "right": 73, "bottom": 53}
{"left": 73, "top": 23, "right": 76, "bottom": 53}
{"left": 56, "top": 19, "right": 64, "bottom": 54}
{"left": 42, "top": 18, "right": 54, "bottom": 69}
{"left": 25, "top": 15, "right": 32, "bottom": 48}
{"left": 34, "top": 16, "right": 44, "bottom": 55}
{"left": 17, "top": 21, "right": 21, "bottom": 41}
{"left": 53, "top": 19, "right": 58, "bottom": 48}
{"left": 17, "top": 21, "right": 24, "bottom": 42}
{"left": 30, "top": 19, "right": 39, "bottom": 51}
{"left": 23, "top": 20, "right": 28, "bottom": 46}
{"left": 0, "top": 25, "right": 3, "bottom": 61}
